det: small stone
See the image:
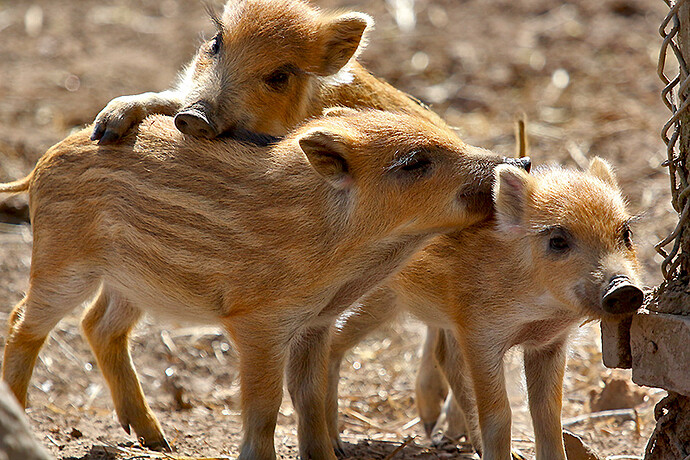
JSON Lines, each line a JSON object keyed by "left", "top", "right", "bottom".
{"left": 590, "top": 372, "right": 646, "bottom": 412}
{"left": 563, "top": 430, "right": 602, "bottom": 460}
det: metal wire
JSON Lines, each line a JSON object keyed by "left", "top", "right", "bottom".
{"left": 655, "top": 0, "right": 690, "bottom": 279}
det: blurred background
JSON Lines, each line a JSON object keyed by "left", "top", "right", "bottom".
{"left": 0, "top": 0, "right": 677, "bottom": 458}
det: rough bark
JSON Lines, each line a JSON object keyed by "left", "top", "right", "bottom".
{"left": 644, "top": 393, "right": 690, "bottom": 460}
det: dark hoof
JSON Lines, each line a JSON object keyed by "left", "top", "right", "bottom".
{"left": 333, "top": 437, "right": 347, "bottom": 457}
{"left": 90, "top": 123, "right": 106, "bottom": 141}
{"left": 97, "top": 129, "right": 122, "bottom": 145}
{"left": 423, "top": 421, "right": 436, "bottom": 439}
{"left": 431, "top": 434, "right": 460, "bottom": 450}
{"left": 334, "top": 444, "right": 347, "bottom": 458}
{"left": 141, "top": 437, "right": 172, "bottom": 452}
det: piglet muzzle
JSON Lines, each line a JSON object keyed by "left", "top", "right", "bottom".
{"left": 602, "top": 276, "right": 644, "bottom": 314}
{"left": 174, "top": 103, "right": 218, "bottom": 139}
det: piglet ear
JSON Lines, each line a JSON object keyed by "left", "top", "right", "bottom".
{"left": 588, "top": 157, "right": 618, "bottom": 188}
{"left": 317, "top": 12, "right": 373, "bottom": 76}
{"left": 299, "top": 130, "right": 353, "bottom": 189}
{"left": 494, "top": 165, "right": 532, "bottom": 234}
{"left": 221, "top": 0, "right": 246, "bottom": 17}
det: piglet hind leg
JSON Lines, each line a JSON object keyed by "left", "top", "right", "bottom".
{"left": 415, "top": 327, "right": 450, "bottom": 439}
{"left": 325, "top": 329, "right": 355, "bottom": 457}
{"left": 433, "top": 330, "right": 481, "bottom": 451}
{"left": 438, "top": 391, "right": 469, "bottom": 444}
{"left": 325, "top": 288, "right": 400, "bottom": 456}
{"left": 81, "top": 287, "right": 169, "bottom": 451}
{"left": 523, "top": 340, "right": 567, "bottom": 460}
{"left": 2, "top": 271, "right": 99, "bottom": 408}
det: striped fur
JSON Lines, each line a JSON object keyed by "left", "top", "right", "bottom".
{"left": 2, "top": 110, "right": 508, "bottom": 460}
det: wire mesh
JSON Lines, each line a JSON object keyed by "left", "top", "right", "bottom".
{"left": 656, "top": 0, "right": 690, "bottom": 279}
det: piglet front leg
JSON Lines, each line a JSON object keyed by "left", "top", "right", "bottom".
{"left": 91, "top": 90, "right": 183, "bottom": 144}
{"left": 461, "top": 335, "right": 512, "bottom": 460}
{"left": 524, "top": 339, "right": 568, "bottom": 460}
{"left": 286, "top": 325, "right": 338, "bottom": 460}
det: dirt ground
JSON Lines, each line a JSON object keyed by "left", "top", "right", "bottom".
{"left": 0, "top": 0, "right": 679, "bottom": 458}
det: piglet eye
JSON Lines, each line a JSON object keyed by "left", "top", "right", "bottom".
{"left": 550, "top": 236, "right": 569, "bottom": 251}
{"left": 265, "top": 70, "right": 290, "bottom": 91}
{"left": 389, "top": 149, "right": 436, "bottom": 181}
{"left": 395, "top": 151, "right": 433, "bottom": 179}
{"left": 209, "top": 35, "right": 221, "bottom": 55}
{"left": 622, "top": 225, "right": 633, "bottom": 248}
{"left": 548, "top": 227, "right": 570, "bottom": 253}
{"left": 400, "top": 155, "right": 431, "bottom": 172}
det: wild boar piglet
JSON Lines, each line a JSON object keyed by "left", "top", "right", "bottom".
{"left": 2, "top": 108, "right": 520, "bottom": 460}
{"left": 91, "top": 0, "right": 448, "bottom": 144}
{"left": 326, "top": 159, "right": 644, "bottom": 460}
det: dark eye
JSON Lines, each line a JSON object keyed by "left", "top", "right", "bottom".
{"left": 389, "top": 150, "right": 435, "bottom": 180}
{"left": 550, "top": 236, "right": 569, "bottom": 251}
{"left": 548, "top": 228, "right": 570, "bottom": 253}
{"left": 622, "top": 225, "right": 633, "bottom": 248}
{"left": 265, "top": 70, "right": 290, "bottom": 91}
{"left": 209, "top": 35, "right": 221, "bottom": 55}
{"left": 394, "top": 151, "right": 434, "bottom": 180}
{"left": 400, "top": 156, "right": 432, "bottom": 172}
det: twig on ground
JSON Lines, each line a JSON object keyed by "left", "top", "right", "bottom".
{"left": 44, "top": 434, "right": 60, "bottom": 447}
{"left": 96, "top": 441, "right": 231, "bottom": 459}
{"left": 563, "top": 409, "right": 636, "bottom": 427}
{"left": 382, "top": 436, "right": 416, "bottom": 460}
{"left": 160, "top": 330, "right": 179, "bottom": 355}
{"left": 401, "top": 416, "right": 419, "bottom": 431}
{"left": 342, "top": 407, "right": 387, "bottom": 431}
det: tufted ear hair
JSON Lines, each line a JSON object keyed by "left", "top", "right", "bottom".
{"left": 299, "top": 129, "right": 354, "bottom": 189}
{"left": 317, "top": 12, "right": 373, "bottom": 76}
{"left": 221, "top": 0, "right": 246, "bottom": 20}
{"left": 588, "top": 157, "right": 618, "bottom": 188}
{"left": 493, "top": 164, "right": 532, "bottom": 235}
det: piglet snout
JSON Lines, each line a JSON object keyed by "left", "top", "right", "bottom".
{"left": 602, "top": 276, "right": 644, "bottom": 314}
{"left": 174, "top": 105, "right": 218, "bottom": 139}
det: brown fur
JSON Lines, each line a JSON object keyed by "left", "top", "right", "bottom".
{"left": 91, "top": 0, "right": 447, "bottom": 143}
{"left": 326, "top": 159, "right": 643, "bottom": 460}
{"left": 1, "top": 109, "right": 510, "bottom": 460}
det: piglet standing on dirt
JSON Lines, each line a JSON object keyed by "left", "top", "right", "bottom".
{"left": 0, "top": 108, "right": 522, "bottom": 460}
{"left": 326, "top": 159, "right": 644, "bottom": 460}
{"left": 91, "top": 0, "right": 449, "bottom": 144}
